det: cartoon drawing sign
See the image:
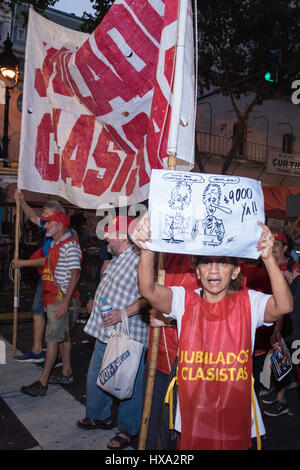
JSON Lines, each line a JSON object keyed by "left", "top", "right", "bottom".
{"left": 148, "top": 170, "right": 265, "bottom": 259}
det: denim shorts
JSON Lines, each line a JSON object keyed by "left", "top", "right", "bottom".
{"left": 31, "top": 278, "right": 46, "bottom": 317}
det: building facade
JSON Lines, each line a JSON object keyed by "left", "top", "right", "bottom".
{"left": 0, "top": 2, "right": 83, "bottom": 162}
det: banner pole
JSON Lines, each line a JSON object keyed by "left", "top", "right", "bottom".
{"left": 138, "top": 0, "right": 189, "bottom": 451}
{"left": 138, "top": 153, "right": 177, "bottom": 451}
{"left": 12, "top": 198, "right": 20, "bottom": 358}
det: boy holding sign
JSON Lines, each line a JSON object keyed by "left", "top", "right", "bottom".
{"left": 133, "top": 215, "right": 292, "bottom": 450}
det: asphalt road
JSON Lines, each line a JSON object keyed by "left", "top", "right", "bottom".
{"left": 0, "top": 281, "right": 300, "bottom": 455}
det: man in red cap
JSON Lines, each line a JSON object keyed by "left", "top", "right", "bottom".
{"left": 77, "top": 215, "right": 149, "bottom": 450}
{"left": 13, "top": 192, "right": 70, "bottom": 366}
{"left": 20, "top": 211, "right": 82, "bottom": 396}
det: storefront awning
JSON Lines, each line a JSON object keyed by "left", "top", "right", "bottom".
{"left": 263, "top": 185, "right": 300, "bottom": 219}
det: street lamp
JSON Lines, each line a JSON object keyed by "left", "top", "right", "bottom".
{"left": 0, "top": 34, "right": 20, "bottom": 163}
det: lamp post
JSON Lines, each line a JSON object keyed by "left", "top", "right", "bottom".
{"left": 0, "top": 34, "right": 20, "bottom": 163}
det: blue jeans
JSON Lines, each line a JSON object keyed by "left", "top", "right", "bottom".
{"left": 31, "top": 277, "right": 45, "bottom": 316}
{"left": 86, "top": 339, "right": 146, "bottom": 436}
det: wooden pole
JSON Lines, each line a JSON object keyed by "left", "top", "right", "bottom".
{"left": 138, "top": 152, "right": 177, "bottom": 450}
{"left": 12, "top": 198, "right": 20, "bottom": 358}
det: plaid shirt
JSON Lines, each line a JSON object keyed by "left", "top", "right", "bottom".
{"left": 84, "top": 245, "right": 149, "bottom": 346}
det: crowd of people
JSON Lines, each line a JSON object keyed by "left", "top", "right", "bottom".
{"left": 12, "top": 191, "right": 300, "bottom": 450}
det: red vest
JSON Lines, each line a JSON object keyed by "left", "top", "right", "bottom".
{"left": 178, "top": 288, "right": 252, "bottom": 450}
{"left": 42, "top": 236, "right": 80, "bottom": 306}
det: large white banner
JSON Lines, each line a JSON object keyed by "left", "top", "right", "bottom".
{"left": 148, "top": 170, "right": 265, "bottom": 259}
{"left": 18, "top": 2, "right": 195, "bottom": 208}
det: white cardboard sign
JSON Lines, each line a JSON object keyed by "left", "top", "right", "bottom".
{"left": 148, "top": 170, "right": 265, "bottom": 259}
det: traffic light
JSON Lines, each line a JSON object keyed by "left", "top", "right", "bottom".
{"left": 263, "top": 49, "right": 281, "bottom": 83}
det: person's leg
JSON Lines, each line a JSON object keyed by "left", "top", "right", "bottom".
{"left": 115, "top": 348, "right": 146, "bottom": 437}
{"left": 32, "top": 314, "right": 46, "bottom": 354}
{"left": 253, "top": 353, "right": 267, "bottom": 399}
{"left": 31, "top": 277, "right": 46, "bottom": 354}
{"left": 144, "top": 366, "right": 170, "bottom": 450}
{"left": 85, "top": 340, "right": 113, "bottom": 419}
{"left": 15, "top": 279, "right": 46, "bottom": 362}
{"left": 59, "top": 339, "right": 72, "bottom": 376}
{"left": 277, "top": 384, "right": 287, "bottom": 403}
{"left": 40, "top": 303, "right": 65, "bottom": 385}
{"left": 39, "top": 342, "right": 59, "bottom": 386}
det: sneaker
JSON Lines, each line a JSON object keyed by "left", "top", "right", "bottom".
{"left": 263, "top": 400, "right": 288, "bottom": 417}
{"left": 37, "top": 356, "right": 63, "bottom": 370}
{"left": 15, "top": 350, "right": 45, "bottom": 363}
{"left": 21, "top": 380, "right": 48, "bottom": 397}
{"left": 48, "top": 372, "right": 74, "bottom": 385}
{"left": 261, "top": 390, "right": 277, "bottom": 404}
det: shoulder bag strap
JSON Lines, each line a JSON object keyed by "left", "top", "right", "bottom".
{"left": 120, "top": 308, "right": 130, "bottom": 337}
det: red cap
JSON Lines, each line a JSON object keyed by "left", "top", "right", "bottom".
{"left": 41, "top": 211, "right": 70, "bottom": 228}
{"left": 273, "top": 233, "right": 288, "bottom": 245}
{"left": 104, "top": 215, "right": 135, "bottom": 235}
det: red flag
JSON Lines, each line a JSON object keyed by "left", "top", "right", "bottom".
{"left": 19, "top": 1, "right": 195, "bottom": 208}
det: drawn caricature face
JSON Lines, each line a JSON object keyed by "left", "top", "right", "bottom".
{"left": 169, "top": 182, "right": 192, "bottom": 211}
{"left": 203, "top": 184, "right": 221, "bottom": 216}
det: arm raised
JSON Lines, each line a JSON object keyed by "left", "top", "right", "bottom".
{"left": 132, "top": 212, "right": 173, "bottom": 313}
{"left": 257, "top": 222, "right": 293, "bottom": 323}
{"left": 138, "top": 250, "right": 173, "bottom": 314}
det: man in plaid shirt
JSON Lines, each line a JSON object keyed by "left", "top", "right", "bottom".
{"left": 77, "top": 216, "right": 149, "bottom": 450}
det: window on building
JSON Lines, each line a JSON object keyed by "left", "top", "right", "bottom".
{"left": 16, "top": 27, "right": 25, "bottom": 42}
{"left": 282, "top": 133, "right": 293, "bottom": 154}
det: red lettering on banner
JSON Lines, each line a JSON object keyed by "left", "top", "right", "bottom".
{"left": 122, "top": 113, "right": 149, "bottom": 150}
{"left": 106, "top": 125, "right": 133, "bottom": 155}
{"left": 35, "top": 109, "right": 61, "bottom": 181}
{"left": 82, "top": 130, "right": 121, "bottom": 196}
{"left": 136, "top": 146, "right": 150, "bottom": 187}
{"left": 126, "top": 168, "right": 138, "bottom": 196}
{"left": 93, "top": 4, "right": 158, "bottom": 98}
{"left": 61, "top": 115, "right": 95, "bottom": 186}
{"left": 35, "top": 46, "right": 73, "bottom": 97}
{"left": 35, "top": 46, "right": 58, "bottom": 98}
{"left": 35, "top": 68, "right": 47, "bottom": 98}
{"left": 64, "top": 4, "right": 159, "bottom": 117}
{"left": 165, "top": 46, "right": 176, "bottom": 86}
{"left": 111, "top": 153, "right": 135, "bottom": 193}
{"left": 130, "top": 0, "right": 164, "bottom": 42}
{"left": 52, "top": 50, "right": 73, "bottom": 97}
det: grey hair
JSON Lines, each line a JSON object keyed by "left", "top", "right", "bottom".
{"left": 43, "top": 200, "right": 65, "bottom": 212}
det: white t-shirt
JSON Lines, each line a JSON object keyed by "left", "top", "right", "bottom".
{"left": 168, "top": 286, "right": 272, "bottom": 438}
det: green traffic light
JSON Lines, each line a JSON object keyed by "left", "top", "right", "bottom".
{"left": 264, "top": 72, "right": 274, "bottom": 82}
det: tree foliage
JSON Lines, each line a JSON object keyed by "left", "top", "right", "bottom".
{"left": 80, "top": 0, "right": 113, "bottom": 33}
{"left": 196, "top": 0, "right": 300, "bottom": 173}
{"left": 197, "top": 0, "right": 300, "bottom": 99}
